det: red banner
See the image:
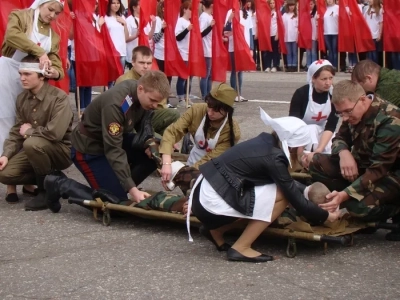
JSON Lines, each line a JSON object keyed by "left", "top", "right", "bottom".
{"left": 164, "top": 0, "right": 188, "bottom": 79}
{"left": 298, "top": 0, "right": 312, "bottom": 49}
{"left": 348, "top": 0, "right": 374, "bottom": 52}
{"left": 316, "top": 0, "right": 326, "bottom": 52}
{"left": 232, "top": 0, "right": 255, "bottom": 71}
{"left": 255, "top": 0, "right": 272, "bottom": 51}
{"left": 188, "top": 0, "right": 206, "bottom": 77}
{"left": 98, "top": 0, "right": 123, "bottom": 81}
{"left": 138, "top": 0, "right": 156, "bottom": 46}
{"left": 211, "top": 0, "right": 230, "bottom": 82}
{"left": 338, "top": 0, "right": 355, "bottom": 52}
{"left": 275, "top": 0, "right": 287, "bottom": 54}
{"left": 0, "top": 0, "right": 23, "bottom": 49}
{"left": 383, "top": 0, "right": 400, "bottom": 52}
{"left": 73, "top": 0, "right": 109, "bottom": 86}
{"left": 49, "top": 2, "right": 72, "bottom": 93}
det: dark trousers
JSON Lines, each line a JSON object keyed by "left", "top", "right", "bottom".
{"left": 71, "top": 61, "right": 92, "bottom": 110}
{"left": 71, "top": 134, "right": 157, "bottom": 199}
{"left": 324, "top": 34, "right": 338, "bottom": 68}
{"left": 309, "top": 153, "right": 400, "bottom": 221}
{"left": 262, "top": 36, "right": 280, "bottom": 69}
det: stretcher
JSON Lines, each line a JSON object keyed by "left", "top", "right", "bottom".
{"left": 67, "top": 194, "right": 399, "bottom": 258}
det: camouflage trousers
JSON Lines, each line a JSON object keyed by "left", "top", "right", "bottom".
{"left": 309, "top": 154, "right": 400, "bottom": 222}
{"left": 173, "top": 166, "right": 201, "bottom": 196}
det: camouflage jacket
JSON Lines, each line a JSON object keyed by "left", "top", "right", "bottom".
{"left": 376, "top": 68, "right": 400, "bottom": 107}
{"left": 331, "top": 96, "right": 400, "bottom": 200}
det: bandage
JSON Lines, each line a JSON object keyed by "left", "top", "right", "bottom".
{"left": 19, "top": 62, "right": 45, "bottom": 74}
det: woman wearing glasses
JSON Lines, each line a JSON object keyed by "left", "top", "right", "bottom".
{"left": 289, "top": 59, "right": 338, "bottom": 170}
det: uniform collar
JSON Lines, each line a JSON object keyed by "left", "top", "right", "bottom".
{"left": 37, "top": 17, "right": 51, "bottom": 29}
{"left": 130, "top": 69, "right": 141, "bottom": 80}
{"left": 362, "top": 94, "right": 382, "bottom": 125}
{"left": 29, "top": 81, "right": 49, "bottom": 101}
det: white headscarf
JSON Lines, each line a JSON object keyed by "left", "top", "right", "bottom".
{"left": 30, "top": 0, "right": 64, "bottom": 10}
{"left": 19, "top": 62, "right": 45, "bottom": 74}
{"left": 307, "top": 59, "right": 334, "bottom": 105}
{"left": 259, "top": 107, "right": 311, "bottom": 168}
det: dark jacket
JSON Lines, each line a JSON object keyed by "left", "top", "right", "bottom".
{"left": 199, "top": 133, "right": 329, "bottom": 224}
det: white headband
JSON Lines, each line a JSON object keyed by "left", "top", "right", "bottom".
{"left": 19, "top": 62, "right": 45, "bottom": 74}
{"left": 259, "top": 107, "right": 311, "bottom": 168}
{"left": 30, "top": 0, "right": 64, "bottom": 10}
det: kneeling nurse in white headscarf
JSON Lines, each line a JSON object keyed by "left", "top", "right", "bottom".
{"left": 186, "top": 108, "right": 340, "bottom": 263}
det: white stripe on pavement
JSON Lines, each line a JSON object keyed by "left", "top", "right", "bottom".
{"left": 247, "top": 99, "right": 290, "bottom": 104}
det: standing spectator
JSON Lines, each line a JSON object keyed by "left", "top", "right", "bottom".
{"left": 363, "top": 0, "right": 383, "bottom": 64}
{"left": 282, "top": 0, "right": 298, "bottom": 72}
{"left": 306, "top": 0, "right": 318, "bottom": 70}
{"left": 199, "top": 0, "right": 215, "bottom": 100}
{"left": 125, "top": 0, "right": 140, "bottom": 70}
{"left": 323, "top": 0, "right": 339, "bottom": 69}
{"left": 263, "top": 0, "right": 280, "bottom": 73}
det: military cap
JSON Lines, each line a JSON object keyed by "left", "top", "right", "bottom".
{"left": 209, "top": 83, "right": 237, "bottom": 108}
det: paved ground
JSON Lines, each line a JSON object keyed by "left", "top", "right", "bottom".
{"left": 1, "top": 71, "right": 399, "bottom": 300}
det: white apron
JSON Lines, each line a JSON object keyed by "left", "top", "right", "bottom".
{"left": 302, "top": 94, "right": 334, "bottom": 154}
{"left": 186, "top": 175, "right": 277, "bottom": 242}
{"left": 186, "top": 115, "right": 228, "bottom": 167}
{"left": 0, "top": 9, "right": 52, "bottom": 155}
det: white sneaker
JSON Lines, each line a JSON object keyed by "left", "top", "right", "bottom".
{"left": 240, "top": 96, "right": 248, "bottom": 102}
{"left": 189, "top": 94, "right": 200, "bottom": 100}
{"left": 271, "top": 67, "right": 277, "bottom": 73}
{"left": 264, "top": 67, "right": 271, "bottom": 73}
{"left": 234, "top": 96, "right": 241, "bottom": 102}
{"left": 167, "top": 103, "right": 177, "bottom": 109}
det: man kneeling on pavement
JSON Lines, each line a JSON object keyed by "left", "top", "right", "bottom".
{"left": 43, "top": 70, "right": 171, "bottom": 213}
{"left": 307, "top": 80, "right": 400, "bottom": 241}
{"left": 0, "top": 55, "right": 73, "bottom": 210}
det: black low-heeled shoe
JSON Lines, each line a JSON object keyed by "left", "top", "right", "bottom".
{"left": 5, "top": 193, "right": 19, "bottom": 204}
{"left": 22, "top": 187, "right": 38, "bottom": 196}
{"left": 199, "top": 226, "right": 231, "bottom": 252}
{"left": 227, "top": 248, "right": 274, "bottom": 263}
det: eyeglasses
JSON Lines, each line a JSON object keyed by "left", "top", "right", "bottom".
{"left": 335, "top": 95, "right": 363, "bottom": 118}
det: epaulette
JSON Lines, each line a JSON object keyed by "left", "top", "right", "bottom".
{"left": 120, "top": 95, "right": 133, "bottom": 114}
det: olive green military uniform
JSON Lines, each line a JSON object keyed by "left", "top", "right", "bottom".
{"left": 71, "top": 80, "right": 157, "bottom": 199}
{"left": 375, "top": 68, "right": 400, "bottom": 107}
{"left": 0, "top": 82, "right": 73, "bottom": 185}
{"left": 2, "top": 10, "right": 64, "bottom": 78}
{"left": 309, "top": 96, "right": 400, "bottom": 221}
{"left": 115, "top": 69, "right": 180, "bottom": 136}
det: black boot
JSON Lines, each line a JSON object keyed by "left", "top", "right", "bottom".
{"left": 386, "top": 214, "right": 400, "bottom": 241}
{"left": 44, "top": 174, "right": 94, "bottom": 213}
{"left": 25, "top": 175, "right": 47, "bottom": 211}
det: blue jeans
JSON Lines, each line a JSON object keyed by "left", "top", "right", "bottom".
{"left": 71, "top": 60, "right": 92, "bottom": 111}
{"left": 200, "top": 57, "right": 212, "bottom": 99}
{"left": 348, "top": 52, "right": 358, "bottom": 66}
{"left": 176, "top": 61, "right": 192, "bottom": 99}
{"left": 324, "top": 34, "right": 338, "bottom": 68}
{"left": 67, "top": 46, "right": 76, "bottom": 92}
{"left": 392, "top": 52, "right": 400, "bottom": 70}
{"left": 367, "top": 39, "right": 382, "bottom": 64}
{"left": 285, "top": 42, "right": 298, "bottom": 67}
{"left": 306, "top": 40, "right": 318, "bottom": 67}
{"left": 229, "top": 52, "right": 243, "bottom": 94}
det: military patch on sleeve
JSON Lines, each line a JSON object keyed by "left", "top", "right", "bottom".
{"left": 108, "top": 122, "right": 122, "bottom": 136}
{"left": 120, "top": 95, "right": 133, "bottom": 114}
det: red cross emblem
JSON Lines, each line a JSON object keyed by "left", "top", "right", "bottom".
{"left": 315, "top": 59, "right": 325, "bottom": 65}
{"left": 37, "top": 42, "right": 41, "bottom": 47}
{"left": 312, "top": 112, "right": 328, "bottom": 121}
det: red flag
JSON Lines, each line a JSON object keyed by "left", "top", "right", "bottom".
{"left": 211, "top": 0, "right": 230, "bottom": 82}
{"left": 348, "top": 0, "right": 374, "bottom": 52}
{"left": 98, "top": 0, "right": 123, "bottom": 81}
{"left": 138, "top": 0, "right": 157, "bottom": 46}
{"left": 298, "top": 0, "right": 312, "bottom": 49}
{"left": 255, "top": 0, "right": 272, "bottom": 51}
{"left": 20, "top": 0, "right": 33, "bottom": 7}
{"left": 338, "top": 0, "right": 355, "bottom": 52}
{"left": 73, "top": 0, "right": 110, "bottom": 86}
{"left": 0, "top": 0, "right": 23, "bottom": 48}
{"left": 316, "top": 0, "right": 326, "bottom": 52}
{"left": 164, "top": 0, "right": 188, "bottom": 79}
{"left": 275, "top": 0, "right": 287, "bottom": 54}
{"left": 383, "top": 0, "right": 400, "bottom": 52}
{"left": 49, "top": 2, "right": 72, "bottom": 93}
{"left": 188, "top": 0, "right": 206, "bottom": 77}
{"left": 232, "top": 1, "right": 255, "bottom": 71}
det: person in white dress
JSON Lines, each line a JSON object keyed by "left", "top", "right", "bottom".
{"left": 0, "top": 0, "right": 64, "bottom": 203}
{"left": 289, "top": 59, "right": 339, "bottom": 169}
{"left": 363, "top": 0, "right": 383, "bottom": 64}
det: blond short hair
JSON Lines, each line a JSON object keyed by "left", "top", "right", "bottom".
{"left": 332, "top": 80, "right": 365, "bottom": 104}
{"left": 138, "top": 70, "right": 170, "bottom": 100}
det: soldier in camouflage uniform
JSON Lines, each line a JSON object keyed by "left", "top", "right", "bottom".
{"left": 309, "top": 80, "right": 400, "bottom": 241}
{"left": 351, "top": 59, "right": 400, "bottom": 107}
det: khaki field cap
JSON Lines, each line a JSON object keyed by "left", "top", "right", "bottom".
{"left": 210, "top": 83, "right": 237, "bottom": 108}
